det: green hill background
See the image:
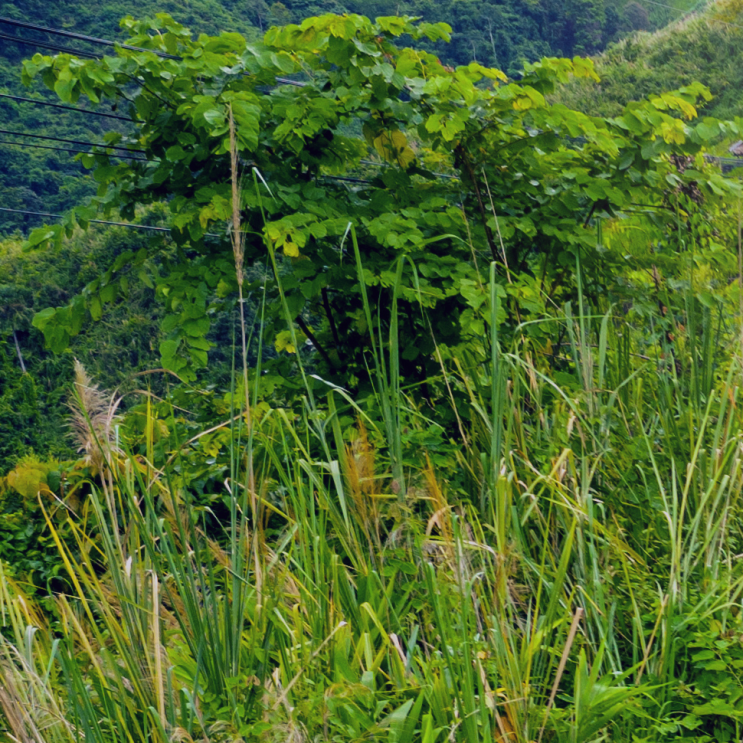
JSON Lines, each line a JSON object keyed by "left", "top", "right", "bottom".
{"left": 0, "top": 0, "right": 726, "bottom": 236}
{"left": 557, "top": 0, "right": 743, "bottom": 120}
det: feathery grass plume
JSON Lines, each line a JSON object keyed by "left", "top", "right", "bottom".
{"left": 344, "top": 422, "right": 382, "bottom": 550}
{"left": 68, "top": 359, "right": 122, "bottom": 474}
{"left": 229, "top": 105, "right": 245, "bottom": 291}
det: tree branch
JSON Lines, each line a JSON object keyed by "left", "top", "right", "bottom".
{"left": 321, "top": 287, "right": 342, "bottom": 359}
{"left": 12, "top": 327, "right": 26, "bottom": 374}
{"left": 456, "top": 144, "right": 499, "bottom": 263}
{"left": 295, "top": 315, "right": 336, "bottom": 370}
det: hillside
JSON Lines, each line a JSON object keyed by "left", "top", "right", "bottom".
{"left": 0, "top": 0, "right": 695, "bottom": 453}
{"left": 558, "top": 0, "right": 743, "bottom": 119}
{"left": 0, "top": 0, "right": 672, "bottom": 72}
{"left": 3, "top": 9, "right": 743, "bottom": 743}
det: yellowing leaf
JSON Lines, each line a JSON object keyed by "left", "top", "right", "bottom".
{"left": 274, "top": 328, "right": 308, "bottom": 354}
{"left": 572, "top": 57, "right": 600, "bottom": 82}
{"left": 373, "top": 129, "right": 415, "bottom": 169}
{"left": 5, "top": 461, "right": 52, "bottom": 498}
{"left": 658, "top": 93, "right": 698, "bottom": 120}
{"left": 199, "top": 204, "right": 219, "bottom": 228}
{"left": 675, "top": 98, "right": 697, "bottom": 121}
{"left": 660, "top": 119, "right": 686, "bottom": 145}
{"left": 283, "top": 241, "right": 300, "bottom": 257}
{"left": 275, "top": 330, "right": 297, "bottom": 354}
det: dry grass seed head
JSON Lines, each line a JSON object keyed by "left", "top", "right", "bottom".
{"left": 69, "top": 359, "right": 122, "bottom": 473}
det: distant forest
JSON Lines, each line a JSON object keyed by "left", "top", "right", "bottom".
{"left": 0, "top": 0, "right": 675, "bottom": 236}
{"left": 1, "top": 0, "right": 662, "bottom": 71}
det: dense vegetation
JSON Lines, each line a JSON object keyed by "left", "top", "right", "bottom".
{"left": 3, "top": 5, "right": 743, "bottom": 743}
{"left": 558, "top": 0, "right": 743, "bottom": 120}
{"left": 0, "top": 225, "right": 165, "bottom": 462}
{"left": 0, "top": 0, "right": 691, "bottom": 234}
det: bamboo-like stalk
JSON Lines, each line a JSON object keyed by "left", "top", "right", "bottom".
{"left": 228, "top": 106, "right": 253, "bottom": 446}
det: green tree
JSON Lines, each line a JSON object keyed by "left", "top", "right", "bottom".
{"left": 20, "top": 13, "right": 740, "bottom": 393}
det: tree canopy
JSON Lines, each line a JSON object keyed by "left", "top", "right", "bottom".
{"left": 20, "top": 13, "right": 740, "bottom": 397}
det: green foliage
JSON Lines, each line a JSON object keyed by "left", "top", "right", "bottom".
{"left": 0, "top": 0, "right": 691, "bottom": 237}
{"left": 0, "top": 0, "right": 261, "bottom": 235}
{"left": 20, "top": 13, "right": 741, "bottom": 397}
{"left": 5, "top": 278, "right": 743, "bottom": 741}
{"left": 4, "top": 8, "right": 743, "bottom": 743}
{"left": 0, "top": 455, "right": 69, "bottom": 592}
{"left": 0, "top": 226, "right": 166, "bottom": 465}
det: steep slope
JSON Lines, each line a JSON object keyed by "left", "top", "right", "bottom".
{"left": 558, "top": 0, "right": 743, "bottom": 119}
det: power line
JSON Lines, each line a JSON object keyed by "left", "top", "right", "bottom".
{"left": 0, "top": 20, "right": 455, "bottom": 184}
{"left": 326, "top": 174, "right": 372, "bottom": 184}
{"left": 0, "top": 127, "right": 146, "bottom": 153}
{"left": 0, "top": 30, "right": 99, "bottom": 58}
{"left": 0, "top": 207, "right": 222, "bottom": 237}
{"left": 359, "top": 158, "right": 458, "bottom": 180}
{"left": 0, "top": 93, "right": 132, "bottom": 121}
{"left": 0, "top": 17, "right": 308, "bottom": 87}
{"left": 639, "top": 0, "right": 702, "bottom": 13}
{"left": 704, "top": 154, "right": 743, "bottom": 168}
{"left": 0, "top": 138, "right": 147, "bottom": 159}
{"left": 0, "top": 16, "right": 179, "bottom": 59}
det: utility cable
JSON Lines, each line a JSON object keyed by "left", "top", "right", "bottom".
{"left": 0, "top": 93, "right": 132, "bottom": 121}
{"left": 359, "top": 158, "right": 458, "bottom": 179}
{"left": 639, "top": 0, "right": 704, "bottom": 13}
{"left": 275, "top": 77, "right": 307, "bottom": 88}
{"left": 326, "top": 174, "right": 371, "bottom": 184}
{"left": 0, "top": 127, "right": 146, "bottom": 153}
{"left": 0, "top": 15, "right": 309, "bottom": 79}
{"left": 705, "top": 154, "right": 743, "bottom": 166}
{"left": 0, "top": 18, "right": 308, "bottom": 86}
{"left": 0, "top": 30, "right": 99, "bottom": 58}
{"left": 0, "top": 138, "right": 147, "bottom": 159}
{"left": 0, "top": 16, "right": 179, "bottom": 59}
{"left": 0, "top": 207, "right": 222, "bottom": 237}
{"left": 636, "top": 0, "right": 743, "bottom": 30}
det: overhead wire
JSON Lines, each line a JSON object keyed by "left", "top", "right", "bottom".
{"left": 0, "top": 16, "right": 308, "bottom": 86}
{"left": 0, "top": 93, "right": 132, "bottom": 121}
{"left": 359, "top": 158, "right": 458, "bottom": 180}
{"left": 0, "top": 138, "right": 146, "bottom": 159}
{"left": 10, "top": 15, "right": 740, "bottom": 225}
{"left": 0, "top": 207, "right": 223, "bottom": 237}
{"left": 0, "top": 127, "right": 145, "bottom": 153}
{"left": 0, "top": 30, "right": 100, "bottom": 58}
{"left": 0, "top": 16, "right": 179, "bottom": 58}
{"left": 0, "top": 27, "right": 376, "bottom": 178}
{"left": 636, "top": 0, "right": 743, "bottom": 30}
{"left": 705, "top": 154, "right": 743, "bottom": 167}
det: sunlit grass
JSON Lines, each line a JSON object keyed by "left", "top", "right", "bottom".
{"left": 3, "top": 260, "right": 743, "bottom": 742}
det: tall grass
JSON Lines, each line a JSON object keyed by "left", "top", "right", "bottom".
{"left": 2, "top": 159, "right": 743, "bottom": 739}
{"left": 2, "top": 254, "right": 743, "bottom": 743}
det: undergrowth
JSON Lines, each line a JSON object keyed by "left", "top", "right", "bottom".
{"left": 2, "top": 259, "right": 743, "bottom": 742}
